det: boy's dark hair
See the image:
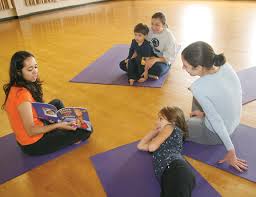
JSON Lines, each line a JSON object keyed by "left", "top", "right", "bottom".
{"left": 134, "top": 23, "right": 149, "bottom": 35}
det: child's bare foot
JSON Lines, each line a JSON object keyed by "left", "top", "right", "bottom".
{"left": 138, "top": 77, "right": 147, "bottom": 83}
{"left": 148, "top": 74, "right": 159, "bottom": 80}
{"left": 129, "top": 79, "right": 135, "bottom": 86}
{"left": 138, "top": 71, "right": 148, "bottom": 83}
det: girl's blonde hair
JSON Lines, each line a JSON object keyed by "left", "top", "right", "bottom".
{"left": 159, "top": 106, "right": 188, "bottom": 140}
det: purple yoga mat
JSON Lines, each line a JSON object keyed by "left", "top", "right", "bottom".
{"left": 90, "top": 141, "right": 220, "bottom": 197}
{"left": 237, "top": 66, "right": 256, "bottom": 104}
{"left": 0, "top": 133, "right": 87, "bottom": 185}
{"left": 183, "top": 124, "right": 256, "bottom": 182}
{"left": 70, "top": 44, "right": 169, "bottom": 88}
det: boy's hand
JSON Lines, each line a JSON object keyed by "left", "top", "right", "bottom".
{"left": 138, "top": 70, "right": 149, "bottom": 83}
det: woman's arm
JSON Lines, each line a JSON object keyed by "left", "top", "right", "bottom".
{"left": 194, "top": 94, "right": 248, "bottom": 172}
{"left": 18, "top": 102, "right": 76, "bottom": 136}
{"left": 145, "top": 57, "right": 166, "bottom": 69}
{"left": 137, "top": 129, "right": 159, "bottom": 151}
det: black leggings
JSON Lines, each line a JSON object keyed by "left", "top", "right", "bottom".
{"left": 18, "top": 99, "right": 92, "bottom": 156}
{"left": 120, "top": 60, "right": 170, "bottom": 78}
{"left": 160, "top": 159, "right": 196, "bottom": 197}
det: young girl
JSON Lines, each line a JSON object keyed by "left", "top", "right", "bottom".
{"left": 145, "top": 12, "right": 177, "bottom": 80}
{"left": 137, "top": 106, "right": 195, "bottom": 197}
{"left": 2, "top": 51, "right": 92, "bottom": 156}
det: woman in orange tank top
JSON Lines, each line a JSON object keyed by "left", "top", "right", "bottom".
{"left": 2, "top": 51, "right": 92, "bottom": 155}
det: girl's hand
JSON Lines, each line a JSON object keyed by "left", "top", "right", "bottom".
{"left": 190, "top": 110, "right": 205, "bottom": 118}
{"left": 155, "top": 126, "right": 162, "bottom": 132}
{"left": 218, "top": 149, "right": 248, "bottom": 172}
{"left": 57, "top": 121, "right": 76, "bottom": 131}
{"left": 145, "top": 58, "right": 156, "bottom": 69}
{"left": 125, "top": 59, "right": 129, "bottom": 64}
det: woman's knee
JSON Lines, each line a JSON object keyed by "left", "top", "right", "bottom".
{"left": 76, "top": 128, "right": 92, "bottom": 141}
{"left": 49, "top": 99, "right": 64, "bottom": 109}
{"left": 149, "top": 62, "right": 169, "bottom": 77}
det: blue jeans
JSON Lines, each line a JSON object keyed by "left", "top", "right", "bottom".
{"left": 120, "top": 60, "right": 170, "bottom": 78}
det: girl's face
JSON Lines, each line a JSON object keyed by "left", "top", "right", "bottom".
{"left": 151, "top": 18, "right": 164, "bottom": 33}
{"left": 21, "top": 56, "right": 38, "bottom": 82}
{"left": 181, "top": 56, "right": 203, "bottom": 76}
{"left": 134, "top": 32, "right": 145, "bottom": 43}
{"left": 156, "top": 114, "right": 170, "bottom": 131}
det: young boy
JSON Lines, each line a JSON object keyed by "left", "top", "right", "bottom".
{"left": 119, "top": 23, "right": 155, "bottom": 85}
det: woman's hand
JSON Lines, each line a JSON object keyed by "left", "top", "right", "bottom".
{"left": 57, "top": 121, "right": 76, "bottom": 131}
{"left": 218, "top": 149, "right": 248, "bottom": 172}
{"left": 145, "top": 58, "right": 157, "bottom": 69}
{"left": 190, "top": 110, "right": 205, "bottom": 118}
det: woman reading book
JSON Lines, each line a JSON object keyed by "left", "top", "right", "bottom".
{"left": 2, "top": 51, "right": 92, "bottom": 156}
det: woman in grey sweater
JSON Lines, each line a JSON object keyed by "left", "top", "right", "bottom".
{"left": 182, "top": 41, "right": 248, "bottom": 172}
{"left": 145, "top": 12, "right": 177, "bottom": 79}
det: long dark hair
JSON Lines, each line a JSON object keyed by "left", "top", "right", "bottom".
{"left": 182, "top": 41, "right": 226, "bottom": 68}
{"left": 2, "top": 51, "right": 43, "bottom": 109}
{"left": 159, "top": 106, "right": 188, "bottom": 140}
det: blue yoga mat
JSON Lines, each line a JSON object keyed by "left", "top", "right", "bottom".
{"left": 0, "top": 133, "right": 88, "bottom": 185}
{"left": 237, "top": 66, "right": 256, "bottom": 104}
{"left": 70, "top": 44, "right": 180, "bottom": 88}
{"left": 183, "top": 124, "right": 256, "bottom": 182}
{"left": 90, "top": 141, "right": 221, "bottom": 197}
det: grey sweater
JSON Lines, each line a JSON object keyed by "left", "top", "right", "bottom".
{"left": 190, "top": 63, "right": 242, "bottom": 150}
{"left": 146, "top": 27, "right": 176, "bottom": 64}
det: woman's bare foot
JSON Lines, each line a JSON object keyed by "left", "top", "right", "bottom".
{"left": 129, "top": 79, "right": 135, "bottom": 85}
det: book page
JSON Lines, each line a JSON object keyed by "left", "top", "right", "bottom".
{"left": 32, "top": 102, "right": 59, "bottom": 123}
{"left": 57, "top": 107, "right": 92, "bottom": 131}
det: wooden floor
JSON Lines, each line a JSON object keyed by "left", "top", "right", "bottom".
{"left": 0, "top": 0, "right": 256, "bottom": 196}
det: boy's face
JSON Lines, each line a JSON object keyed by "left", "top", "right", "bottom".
{"left": 134, "top": 32, "right": 145, "bottom": 43}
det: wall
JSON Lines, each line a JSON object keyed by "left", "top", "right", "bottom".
{"left": 0, "top": 0, "right": 106, "bottom": 20}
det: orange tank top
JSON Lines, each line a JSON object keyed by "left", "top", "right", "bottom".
{"left": 5, "top": 86, "right": 44, "bottom": 145}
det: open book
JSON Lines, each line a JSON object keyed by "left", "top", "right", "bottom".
{"left": 32, "top": 102, "right": 92, "bottom": 132}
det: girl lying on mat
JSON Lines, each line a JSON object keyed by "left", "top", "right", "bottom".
{"left": 120, "top": 12, "right": 177, "bottom": 82}
{"left": 2, "top": 51, "right": 92, "bottom": 156}
{"left": 137, "top": 106, "right": 195, "bottom": 197}
{"left": 182, "top": 41, "right": 248, "bottom": 172}
{"left": 119, "top": 23, "right": 154, "bottom": 85}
